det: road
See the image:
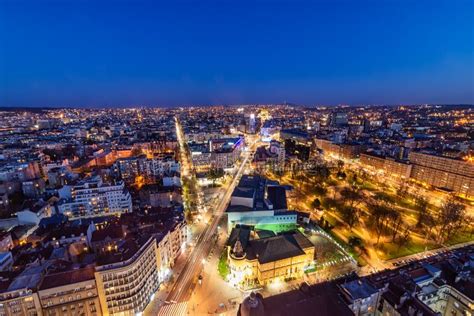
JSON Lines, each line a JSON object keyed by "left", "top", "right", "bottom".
{"left": 160, "top": 136, "right": 255, "bottom": 314}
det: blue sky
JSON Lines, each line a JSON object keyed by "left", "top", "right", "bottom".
{"left": 0, "top": 0, "right": 473, "bottom": 107}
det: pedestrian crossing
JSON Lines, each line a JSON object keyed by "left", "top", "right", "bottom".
{"left": 157, "top": 302, "right": 188, "bottom": 316}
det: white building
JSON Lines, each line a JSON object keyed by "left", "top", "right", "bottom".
{"left": 94, "top": 237, "right": 160, "bottom": 316}
{"left": 58, "top": 176, "right": 132, "bottom": 218}
{"left": 17, "top": 199, "right": 55, "bottom": 225}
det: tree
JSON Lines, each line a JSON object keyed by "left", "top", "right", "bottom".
{"left": 274, "top": 169, "right": 284, "bottom": 181}
{"left": 340, "top": 186, "right": 362, "bottom": 209}
{"left": 348, "top": 236, "right": 363, "bottom": 248}
{"left": 396, "top": 181, "right": 409, "bottom": 197}
{"left": 415, "top": 196, "right": 429, "bottom": 228}
{"left": 396, "top": 225, "right": 411, "bottom": 251}
{"left": 318, "top": 216, "right": 330, "bottom": 230}
{"left": 185, "top": 210, "right": 194, "bottom": 223}
{"left": 358, "top": 169, "right": 368, "bottom": 181}
{"left": 207, "top": 168, "right": 224, "bottom": 185}
{"left": 313, "top": 185, "right": 328, "bottom": 196}
{"left": 312, "top": 165, "right": 330, "bottom": 181}
{"left": 337, "top": 171, "right": 347, "bottom": 180}
{"left": 218, "top": 250, "right": 230, "bottom": 279}
{"left": 390, "top": 210, "right": 403, "bottom": 242}
{"left": 321, "top": 197, "right": 340, "bottom": 210}
{"left": 339, "top": 186, "right": 363, "bottom": 230}
{"left": 336, "top": 160, "right": 344, "bottom": 172}
{"left": 369, "top": 201, "right": 392, "bottom": 244}
{"left": 348, "top": 172, "right": 359, "bottom": 186}
{"left": 340, "top": 205, "right": 360, "bottom": 230}
{"left": 311, "top": 198, "right": 321, "bottom": 209}
{"left": 436, "top": 197, "right": 466, "bottom": 242}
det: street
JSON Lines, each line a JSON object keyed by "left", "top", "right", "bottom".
{"left": 152, "top": 124, "right": 257, "bottom": 315}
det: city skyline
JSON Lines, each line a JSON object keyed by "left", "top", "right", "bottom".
{"left": 1, "top": 0, "right": 473, "bottom": 107}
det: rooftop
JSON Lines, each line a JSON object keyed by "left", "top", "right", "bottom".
{"left": 259, "top": 281, "right": 353, "bottom": 316}
{"left": 39, "top": 266, "right": 95, "bottom": 290}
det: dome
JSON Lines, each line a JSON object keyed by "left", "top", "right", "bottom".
{"left": 231, "top": 240, "right": 246, "bottom": 259}
{"left": 240, "top": 292, "right": 265, "bottom": 316}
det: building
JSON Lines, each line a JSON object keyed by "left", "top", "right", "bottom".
{"left": 94, "top": 236, "right": 160, "bottom": 316}
{"left": 156, "top": 220, "right": 188, "bottom": 270}
{"left": 38, "top": 266, "right": 102, "bottom": 316}
{"left": 408, "top": 151, "right": 474, "bottom": 197}
{"left": 416, "top": 262, "right": 473, "bottom": 316}
{"left": 0, "top": 251, "right": 13, "bottom": 271}
{"left": 360, "top": 153, "right": 412, "bottom": 179}
{"left": 227, "top": 226, "right": 315, "bottom": 288}
{"left": 17, "top": 199, "right": 55, "bottom": 226}
{"left": 240, "top": 281, "right": 353, "bottom": 316}
{"left": 115, "top": 156, "right": 144, "bottom": 185}
{"left": 139, "top": 184, "right": 182, "bottom": 208}
{"left": 0, "top": 192, "right": 9, "bottom": 212}
{"left": 46, "top": 167, "right": 70, "bottom": 188}
{"left": 22, "top": 178, "right": 46, "bottom": 199}
{"left": 87, "top": 223, "right": 125, "bottom": 253}
{"left": 0, "top": 288, "right": 41, "bottom": 316}
{"left": 0, "top": 264, "right": 46, "bottom": 316}
{"left": 0, "top": 232, "right": 13, "bottom": 252}
{"left": 252, "top": 140, "right": 285, "bottom": 172}
{"left": 279, "top": 129, "right": 310, "bottom": 145}
{"left": 329, "top": 112, "right": 348, "bottom": 127}
{"left": 315, "top": 139, "right": 366, "bottom": 160}
{"left": 190, "top": 137, "right": 244, "bottom": 172}
{"left": 58, "top": 176, "right": 132, "bottom": 218}
{"left": 116, "top": 155, "right": 180, "bottom": 185}
{"left": 226, "top": 175, "right": 297, "bottom": 232}
{"left": 339, "top": 279, "right": 380, "bottom": 316}
{"left": 248, "top": 113, "right": 256, "bottom": 134}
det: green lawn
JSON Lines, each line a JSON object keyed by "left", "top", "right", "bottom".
{"left": 377, "top": 241, "right": 439, "bottom": 260}
{"left": 445, "top": 231, "right": 474, "bottom": 246}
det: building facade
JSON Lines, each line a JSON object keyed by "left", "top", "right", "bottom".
{"left": 38, "top": 267, "right": 101, "bottom": 316}
{"left": 94, "top": 237, "right": 159, "bottom": 316}
{"left": 58, "top": 177, "right": 132, "bottom": 218}
{"left": 408, "top": 151, "right": 474, "bottom": 197}
{"left": 227, "top": 228, "right": 315, "bottom": 289}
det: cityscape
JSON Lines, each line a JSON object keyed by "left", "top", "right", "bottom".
{"left": 1, "top": 1, "right": 473, "bottom": 316}
{"left": 0, "top": 105, "right": 472, "bottom": 316}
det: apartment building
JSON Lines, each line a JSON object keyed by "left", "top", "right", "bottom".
{"left": 418, "top": 280, "right": 474, "bottom": 316}
{"left": 0, "top": 289, "right": 41, "bottom": 316}
{"left": 38, "top": 266, "right": 101, "bottom": 316}
{"left": 115, "top": 155, "right": 180, "bottom": 184}
{"left": 94, "top": 236, "right": 159, "bottom": 316}
{"left": 339, "top": 279, "right": 380, "bottom": 316}
{"left": 253, "top": 140, "right": 285, "bottom": 171}
{"left": 360, "top": 153, "right": 412, "bottom": 179}
{"left": 315, "top": 139, "right": 366, "bottom": 160}
{"left": 408, "top": 151, "right": 474, "bottom": 197}
{"left": 58, "top": 176, "right": 132, "bottom": 218}
{"left": 190, "top": 137, "right": 244, "bottom": 172}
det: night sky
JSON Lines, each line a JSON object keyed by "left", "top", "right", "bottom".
{"left": 0, "top": 0, "right": 473, "bottom": 107}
